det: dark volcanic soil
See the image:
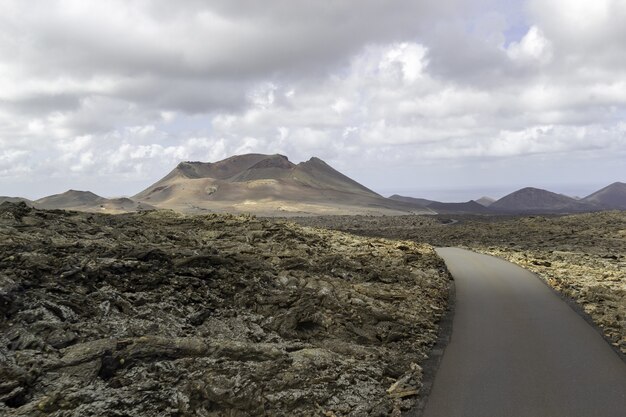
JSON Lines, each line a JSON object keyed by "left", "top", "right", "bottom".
{"left": 290, "top": 212, "right": 626, "bottom": 354}
{"left": 0, "top": 203, "right": 450, "bottom": 416}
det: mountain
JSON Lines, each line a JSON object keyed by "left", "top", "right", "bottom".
{"left": 389, "top": 195, "right": 436, "bottom": 207}
{"left": 490, "top": 187, "right": 592, "bottom": 213}
{"left": 390, "top": 195, "right": 491, "bottom": 214}
{"left": 36, "top": 190, "right": 107, "bottom": 210}
{"left": 35, "top": 190, "right": 153, "bottom": 213}
{"left": 475, "top": 196, "right": 495, "bottom": 207}
{"left": 426, "top": 200, "right": 492, "bottom": 214}
{"left": 582, "top": 182, "right": 626, "bottom": 209}
{"left": 134, "top": 154, "right": 431, "bottom": 215}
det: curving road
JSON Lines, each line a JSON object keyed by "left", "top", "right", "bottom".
{"left": 421, "top": 248, "right": 626, "bottom": 417}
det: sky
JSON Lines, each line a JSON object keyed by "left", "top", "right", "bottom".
{"left": 0, "top": 0, "right": 625, "bottom": 201}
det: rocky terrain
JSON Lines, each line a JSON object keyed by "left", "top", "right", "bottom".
{"left": 0, "top": 202, "right": 450, "bottom": 416}
{"left": 290, "top": 212, "right": 626, "bottom": 354}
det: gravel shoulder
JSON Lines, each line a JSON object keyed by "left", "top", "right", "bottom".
{"left": 0, "top": 203, "right": 450, "bottom": 416}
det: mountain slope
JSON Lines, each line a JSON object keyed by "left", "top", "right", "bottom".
{"left": 292, "top": 157, "right": 380, "bottom": 197}
{"left": 389, "top": 195, "right": 436, "bottom": 207}
{"left": 490, "top": 187, "right": 591, "bottom": 213}
{"left": 134, "top": 154, "right": 429, "bottom": 215}
{"left": 475, "top": 196, "right": 495, "bottom": 207}
{"left": 582, "top": 182, "right": 626, "bottom": 209}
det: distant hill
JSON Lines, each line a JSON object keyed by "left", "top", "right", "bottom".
{"left": 36, "top": 190, "right": 107, "bottom": 209}
{"left": 582, "top": 182, "right": 626, "bottom": 209}
{"left": 490, "top": 187, "right": 592, "bottom": 213}
{"left": 427, "top": 200, "right": 492, "bottom": 214}
{"left": 475, "top": 196, "right": 495, "bottom": 207}
{"left": 0, "top": 196, "right": 33, "bottom": 206}
{"left": 389, "top": 195, "right": 492, "bottom": 214}
{"left": 389, "top": 195, "right": 436, "bottom": 207}
{"left": 134, "top": 154, "right": 431, "bottom": 215}
{"left": 35, "top": 190, "right": 153, "bottom": 213}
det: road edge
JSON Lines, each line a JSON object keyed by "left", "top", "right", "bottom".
{"left": 405, "top": 270, "right": 457, "bottom": 416}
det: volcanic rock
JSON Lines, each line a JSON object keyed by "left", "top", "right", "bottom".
{"left": 0, "top": 203, "right": 450, "bottom": 416}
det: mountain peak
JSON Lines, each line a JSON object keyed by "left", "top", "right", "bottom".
{"left": 248, "top": 154, "right": 294, "bottom": 169}
{"left": 64, "top": 189, "right": 99, "bottom": 197}
{"left": 516, "top": 187, "right": 545, "bottom": 193}
{"left": 50, "top": 189, "right": 102, "bottom": 200}
{"left": 475, "top": 196, "right": 495, "bottom": 207}
{"left": 490, "top": 187, "right": 588, "bottom": 213}
{"left": 582, "top": 181, "right": 626, "bottom": 209}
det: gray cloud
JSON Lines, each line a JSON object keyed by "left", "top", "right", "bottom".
{"left": 2, "top": 0, "right": 467, "bottom": 79}
{"left": 0, "top": 0, "right": 624, "bottom": 200}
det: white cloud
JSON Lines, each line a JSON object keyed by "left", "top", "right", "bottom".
{"left": 0, "top": 0, "right": 624, "bottom": 199}
{"left": 528, "top": 0, "right": 626, "bottom": 68}
{"left": 379, "top": 43, "right": 428, "bottom": 84}
{"left": 507, "top": 26, "right": 552, "bottom": 64}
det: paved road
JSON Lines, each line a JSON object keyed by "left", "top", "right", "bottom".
{"left": 422, "top": 248, "right": 626, "bottom": 417}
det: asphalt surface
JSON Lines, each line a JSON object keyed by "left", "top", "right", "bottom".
{"left": 421, "top": 247, "right": 626, "bottom": 417}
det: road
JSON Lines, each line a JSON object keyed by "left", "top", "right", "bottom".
{"left": 421, "top": 248, "right": 626, "bottom": 417}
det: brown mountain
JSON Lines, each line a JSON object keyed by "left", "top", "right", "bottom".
{"left": 36, "top": 190, "right": 107, "bottom": 210}
{"left": 134, "top": 154, "right": 430, "bottom": 215}
{"left": 35, "top": 190, "right": 153, "bottom": 213}
{"left": 490, "top": 187, "right": 592, "bottom": 213}
{"left": 582, "top": 182, "right": 626, "bottom": 209}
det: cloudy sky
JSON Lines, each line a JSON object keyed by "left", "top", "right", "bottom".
{"left": 1, "top": 0, "right": 625, "bottom": 201}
